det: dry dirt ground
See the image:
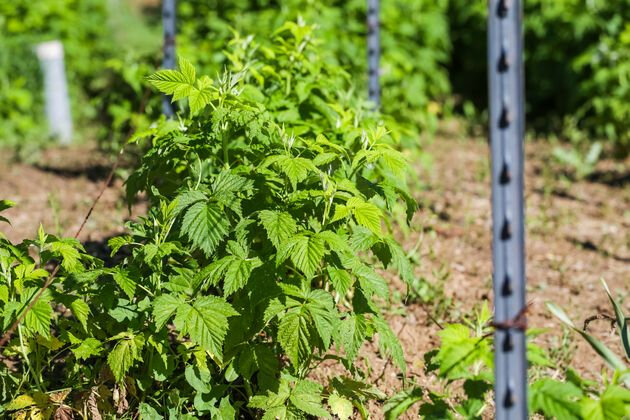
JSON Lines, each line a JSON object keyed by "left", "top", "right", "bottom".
{"left": 1, "top": 136, "right": 628, "bottom": 418}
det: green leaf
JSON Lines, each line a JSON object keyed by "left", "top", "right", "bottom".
{"left": 287, "top": 234, "right": 325, "bottom": 279}
{"left": 278, "top": 308, "right": 313, "bottom": 367}
{"left": 278, "top": 156, "right": 315, "bottom": 190}
{"left": 113, "top": 268, "right": 137, "bottom": 300}
{"left": 174, "top": 190, "right": 207, "bottom": 215}
{"left": 189, "top": 75, "right": 214, "bottom": 114}
{"left": 107, "top": 332, "right": 144, "bottom": 382}
{"left": 351, "top": 200, "right": 382, "bottom": 235}
{"left": 223, "top": 256, "right": 261, "bottom": 296}
{"left": 184, "top": 364, "right": 212, "bottom": 393}
{"left": 306, "top": 289, "right": 337, "bottom": 348}
{"left": 147, "top": 56, "right": 196, "bottom": 101}
{"left": 328, "top": 393, "right": 353, "bottom": 420}
{"left": 50, "top": 240, "right": 82, "bottom": 272}
{"left": 153, "top": 294, "right": 182, "bottom": 330}
{"left": 72, "top": 338, "right": 103, "bottom": 360}
{"left": 580, "top": 385, "right": 630, "bottom": 420}
{"left": 181, "top": 201, "right": 230, "bottom": 256}
{"left": 290, "top": 380, "right": 330, "bottom": 418}
{"left": 259, "top": 210, "right": 298, "bottom": 249}
{"left": 108, "top": 235, "right": 133, "bottom": 257}
{"left": 433, "top": 324, "right": 492, "bottom": 380}
{"left": 25, "top": 298, "right": 52, "bottom": 338}
{"left": 139, "top": 402, "right": 164, "bottom": 420}
{"left": 174, "top": 296, "right": 239, "bottom": 359}
{"left": 69, "top": 298, "right": 90, "bottom": 330}
{"left": 373, "top": 316, "right": 406, "bottom": 374}
{"left": 327, "top": 267, "right": 353, "bottom": 296}
{"left": 529, "top": 378, "right": 582, "bottom": 420}
{"left": 337, "top": 313, "right": 367, "bottom": 361}
{"left": 384, "top": 387, "right": 423, "bottom": 420}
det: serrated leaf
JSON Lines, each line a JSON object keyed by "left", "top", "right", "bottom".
{"left": 290, "top": 380, "right": 330, "bottom": 418}
{"left": 306, "top": 289, "right": 337, "bottom": 348}
{"left": 373, "top": 316, "right": 406, "bottom": 374}
{"left": 153, "top": 294, "right": 182, "bottom": 330}
{"left": 278, "top": 308, "right": 312, "bottom": 367}
{"left": 352, "top": 201, "right": 382, "bottom": 235}
{"left": 189, "top": 75, "right": 214, "bottom": 114}
{"left": 528, "top": 379, "right": 583, "bottom": 420}
{"left": 287, "top": 234, "right": 325, "bottom": 279}
{"left": 384, "top": 387, "right": 424, "bottom": 420}
{"left": 108, "top": 235, "right": 133, "bottom": 256}
{"left": 113, "top": 269, "right": 137, "bottom": 300}
{"left": 580, "top": 385, "right": 630, "bottom": 420}
{"left": 107, "top": 332, "right": 144, "bottom": 382}
{"left": 175, "top": 296, "right": 238, "bottom": 359}
{"left": 328, "top": 393, "right": 353, "bottom": 420}
{"left": 434, "top": 324, "right": 492, "bottom": 380}
{"left": 25, "top": 298, "right": 52, "bottom": 338}
{"left": 259, "top": 210, "right": 298, "bottom": 249}
{"left": 224, "top": 257, "right": 261, "bottom": 296}
{"left": 278, "top": 156, "right": 315, "bottom": 190}
{"left": 70, "top": 298, "right": 90, "bottom": 329}
{"left": 181, "top": 201, "right": 230, "bottom": 256}
{"left": 337, "top": 313, "right": 367, "bottom": 361}
{"left": 174, "top": 190, "right": 207, "bottom": 215}
{"left": 50, "top": 240, "right": 82, "bottom": 272}
{"left": 72, "top": 338, "right": 103, "bottom": 360}
{"left": 147, "top": 56, "right": 196, "bottom": 101}
{"left": 327, "top": 267, "right": 353, "bottom": 296}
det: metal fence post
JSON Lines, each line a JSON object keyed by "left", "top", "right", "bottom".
{"left": 35, "top": 40, "right": 73, "bottom": 144}
{"left": 367, "top": 0, "right": 380, "bottom": 107}
{"left": 488, "top": 0, "right": 527, "bottom": 419}
{"left": 162, "top": 0, "right": 176, "bottom": 116}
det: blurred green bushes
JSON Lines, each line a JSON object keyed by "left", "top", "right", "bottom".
{"left": 0, "top": 0, "right": 160, "bottom": 156}
{"left": 449, "top": 0, "right": 630, "bottom": 156}
{"left": 0, "top": 0, "right": 628, "bottom": 157}
{"left": 174, "top": 0, "right": 451, "bottom": 146}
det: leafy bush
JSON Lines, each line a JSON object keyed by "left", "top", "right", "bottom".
{"left": 1, "top": 24, "right": 418, "bottom": 418}
{"left": 175, "top": 0, "right": 450, "bottom": 145}
{"left": 384, "top": 302, "right": 630, "bottom": 419}
{"left": 448, "top": 0, "right": 630, "bottom": 156}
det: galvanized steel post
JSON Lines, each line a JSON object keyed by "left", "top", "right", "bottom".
{"left": 162, "top": 0, "right": 176, "bottom": 116}
{"left": 367, "top": 0, "right": 380, "bottom": 107}
{"left": 488, "top": 0, "right": 527, "bottom": 419}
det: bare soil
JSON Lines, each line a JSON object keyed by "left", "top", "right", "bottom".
{"left": 1, "top": 135, "right": 628, "bottom": 418}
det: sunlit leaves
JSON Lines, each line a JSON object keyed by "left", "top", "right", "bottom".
{"left": 107, "top": 332, "right": 145, "bottom": 382}
{"left": 173, "top": 296, "right": 239, "bottom": 359}
{"left": 278, "top": 308, "right": 312, "bottom": 368}
{"left": 259, "top": 210, "right": 298, "bottom": 249}
{"left": 180, "top": 201, "right": 230, "bottom": 256}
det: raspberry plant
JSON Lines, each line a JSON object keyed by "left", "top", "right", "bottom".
{"left": 1, "top": 23, "right": 417, "bottom": 419}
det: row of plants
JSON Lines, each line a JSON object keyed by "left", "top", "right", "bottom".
{"left": 2, "top": 0, "right": 628, "bottom": 158}
{"left": 1, "top": 24, "right": 418, "bottom": 419}
{"left": 2, "top": 23, "right": 629, "bottom": 419}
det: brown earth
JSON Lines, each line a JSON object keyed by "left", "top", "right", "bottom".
{"left": 1, "top": 134, "right": 628, "bottom": 418}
